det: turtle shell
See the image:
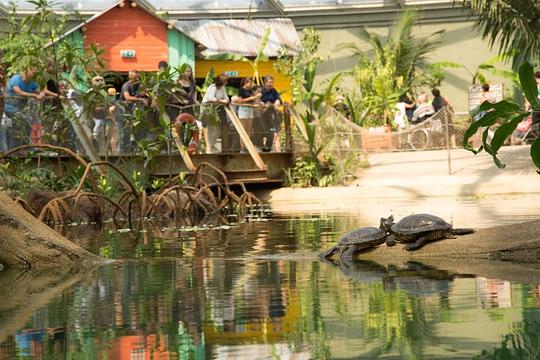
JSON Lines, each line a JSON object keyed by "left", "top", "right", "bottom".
{"left": 391, "top": 214, "right": 452, "bottom": 235}
{"left": 338, "top": 227, "right": 387, "bottom": 246}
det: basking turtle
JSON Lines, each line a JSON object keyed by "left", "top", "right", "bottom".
{"left": 380, "top": 213, "right": 474, "bottom": 251}
{"left": 319, "top": 224, "right": 389, "bottom": 261}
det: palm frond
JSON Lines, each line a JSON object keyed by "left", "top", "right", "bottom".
{"left": 463, "top": 0, "right": 540, "bottom": 69}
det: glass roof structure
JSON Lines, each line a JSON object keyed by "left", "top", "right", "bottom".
{"left": 1, "top": 0, "right": 455, "bottom": 14}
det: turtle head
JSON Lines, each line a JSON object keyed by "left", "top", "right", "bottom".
{"left": 380, "top": 215, "right": 394, "bottom": 233}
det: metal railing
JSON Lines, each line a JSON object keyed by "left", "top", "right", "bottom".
{"left": 0, "top": 96, "right": 295, "bottom": 172}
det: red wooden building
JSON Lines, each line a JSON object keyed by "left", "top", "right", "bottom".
{"left": 63, "top": 0, "right": 198, "bottom": 72}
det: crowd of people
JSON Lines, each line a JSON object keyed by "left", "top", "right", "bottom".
{"left": 5, "top": 61, "right": 537, "bottom": 155}
{"left": 0, "top": 61, "right": 286, "bottom": 156}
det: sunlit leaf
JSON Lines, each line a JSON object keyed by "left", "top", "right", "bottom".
{"left": 519, "top": 62, "right": 540, "bottom": 110}
{"left": 531, "top": 136, "right": 540, "bottom": 172}
{"left": 491, "top": 112, "right": 529, "bottom": 152}
{"left": 462, "top": 111, "right": 503, "bottom": 153}
{"left": 479, "top": 100, "right": 521, "bottom": 113}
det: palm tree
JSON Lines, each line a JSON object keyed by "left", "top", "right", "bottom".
{"left": 464, "top": 0, "right": 540, "bottom": 70}
{"left": 337, "top": 10, "right": 445, "bottom": 126}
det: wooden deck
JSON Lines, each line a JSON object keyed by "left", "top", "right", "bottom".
{"left": 27, "top": 151, "right": 294, "bottom": 184}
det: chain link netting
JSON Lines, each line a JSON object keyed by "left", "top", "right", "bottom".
{"left": 291, "top": 106, "right": 474, "bottom": 179}
{"left": 291, "top": 107, "right": 369, "bottom": 179}
{"left": 359, "top": 107, "right": 469, "bottom": 152}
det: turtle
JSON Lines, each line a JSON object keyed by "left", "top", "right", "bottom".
{"left": 380, "top": 213, "right": 474, "bottom": 251}
{"left": 318, "top": 223, "right": 390, "bottom": 262}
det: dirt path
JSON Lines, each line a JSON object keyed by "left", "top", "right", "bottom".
{"left": 266, "top": 146, "right": 540, "bottom": 212}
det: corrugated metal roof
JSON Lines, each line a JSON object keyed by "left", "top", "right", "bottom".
{"left": 174, "top": 18, "right": 300, "bottom": 57}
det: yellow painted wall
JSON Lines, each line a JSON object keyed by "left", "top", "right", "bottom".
{"left": 196, "top": 60, "right": 292, "bottom": 102}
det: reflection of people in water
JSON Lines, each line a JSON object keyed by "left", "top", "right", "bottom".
{"left": 475, "top": 277, "right": 512, "bottom": 309}
{"left": 15, "top": 329, "right": 45, "bottom": 357}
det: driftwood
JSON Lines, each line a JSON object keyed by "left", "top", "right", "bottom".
{"left": 0, "top": 192, "right": 105, "bottom": 270}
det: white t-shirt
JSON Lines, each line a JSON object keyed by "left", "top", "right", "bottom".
{"left": 394, "top": 102, "right": 407, "bottom": 129}
{"left": 202, "top": 84, "right": 229, "bottom": 104}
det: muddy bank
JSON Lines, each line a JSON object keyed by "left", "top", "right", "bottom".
{"left": 347, "top": 219, "right": 540, "bottom": 268}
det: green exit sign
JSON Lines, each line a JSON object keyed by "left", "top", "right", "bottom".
{"left": 225, "top": 70, "right": 238, "bottom": 77}
{"left": 120, "top": 50, "right": 136, "bottom": 58}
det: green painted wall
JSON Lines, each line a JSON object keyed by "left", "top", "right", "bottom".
{"left": 65, "top": 28, "right": 84, "bottom": 49}
{"left": 167, "top": 29, "right": 195, "bottom": 72}
{"left": 313, "top": 21, "right": 513, "bottom": 113}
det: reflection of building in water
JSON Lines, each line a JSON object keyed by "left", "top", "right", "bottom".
{"left": 203, "top": 257, "right": 301, "bottom": 346}
{"left": 475, "top": 277, "right": 512, "bottom": 309}
{"left": 109, "top": 335, "right": 184, "bottom": 360}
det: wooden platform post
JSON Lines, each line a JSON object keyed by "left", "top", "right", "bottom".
{"left": 171, "top": 126, "right": 196, "bottom": 172}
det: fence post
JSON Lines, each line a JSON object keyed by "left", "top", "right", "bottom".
{"left": 284, "top": 104, "right": 292, "bottom": 152}
{"left": 445, "top": 107, "right": 452, "bottom": 175}
{"left": 328, "top": 108, "right": 345, "bottom": 180}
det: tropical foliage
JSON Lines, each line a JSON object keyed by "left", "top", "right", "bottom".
{"left": 461, "top": 0, "right": 540, "bottom": 70}
{"left": 339, "top": 10, "right": 447, "bottom": 127}
{"left": 463, "top": 62, "right": 540, "bottom": 171}
{"left": 0, "top": 0, "right": 104, "bottom": 89}
{"left": 276, "top": 28, "right": 325, "bottom": 105}
{"left": 277, "top": 28, "right": 343, "bottom": 187}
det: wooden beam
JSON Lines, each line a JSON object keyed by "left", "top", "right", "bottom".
{"left": 171, "top": 126, "right": 196, "bottom": 173}
{"left": 288, "top": 105, "right": 309, "bottom": 141}
{"left": 223, "top": 105, "right": 267, "bottom": 171}
{"left": 62, "top": 103, "right": 105, "bottom": 175}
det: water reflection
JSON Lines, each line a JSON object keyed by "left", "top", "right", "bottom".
{"left": 1, "top": 214, "right": 540, "bottom": 359}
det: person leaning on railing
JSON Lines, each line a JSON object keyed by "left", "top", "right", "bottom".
{"left": 235, "top": 77, "right": 261, "bottom": 153}
{"left": 1, "top": 68, "right": 44, "bottom": 152}
{"left": 117, "top": 70, "right": 148, "bottom": 153}
{"left": 260, "top": 75, "right": 282, "bottom": 152}
{"left": 201, "top": 73, "right": 229, "bottom": 154}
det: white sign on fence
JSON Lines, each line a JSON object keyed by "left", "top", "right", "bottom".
{"left": 468, "top": 84, "right": 504, "bottom": 111}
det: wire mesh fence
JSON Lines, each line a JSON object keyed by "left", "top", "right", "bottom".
{"left": 358, "top": 107, "right": 470, "bottom": 153}
{"left": 288, "top": 106, "right": 477, "bottom": 179}
{"left": 315, "top": 107, "right": 369, "bottom": 177}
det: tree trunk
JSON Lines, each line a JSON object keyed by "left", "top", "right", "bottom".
{"left": 0, "top": 192, "right": 105, "bottom": 270}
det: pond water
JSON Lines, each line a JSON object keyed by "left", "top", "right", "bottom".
{"left": 2, "top": 196, "right": 540, "bottom": 359}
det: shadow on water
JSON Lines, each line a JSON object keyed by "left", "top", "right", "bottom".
{"left": 2, "top": 214, "right": 540, "bottom": 359}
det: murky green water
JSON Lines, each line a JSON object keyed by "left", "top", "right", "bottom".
{"left": 2, "top": 197, "right": 540, "bottom": 359}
